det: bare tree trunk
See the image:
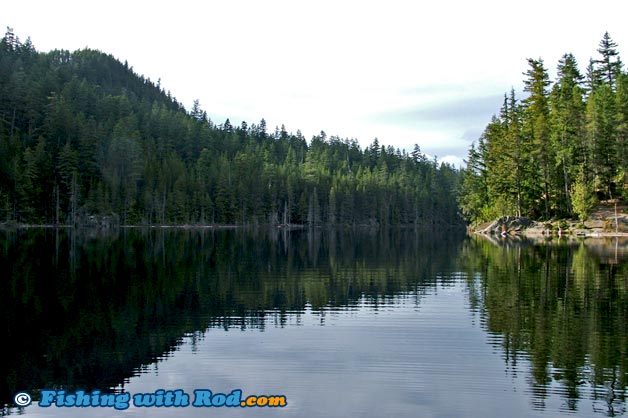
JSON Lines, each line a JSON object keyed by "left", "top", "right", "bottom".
{"left": 563, "top": 158, "right": 572, "bottom": 216}
{"left": 55, "top": 184, "right": 60, "bottom": 226}
{"left": 71, "top": 172, "right": 77, "bottom": 227}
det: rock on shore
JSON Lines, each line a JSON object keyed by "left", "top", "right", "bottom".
{"left": 475, "top": 216, "right": 535, "bottom": 235}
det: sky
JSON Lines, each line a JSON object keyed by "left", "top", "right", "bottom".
{"left": 3, "top": 0, "right": 628, "bottom": 168}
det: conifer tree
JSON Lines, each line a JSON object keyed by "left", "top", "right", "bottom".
{"left": 586, "top": 84, "right": 617, "bottom": 198}
{"left": 523, "top": 58, "right": 552, "bottom": 218}
{"left": 460, "top": 33, "right": 628, "bottom": 223}
{"left": 595, "top": 32, "right": 623, "bottom": 89}
{"left": 616, "top": 73, "right": 628, "bottom": 195}
{"left": 0, "top": 29, "right": 464, "bottom": 228}
{"left": 549, "top": 53, "right": 585, "bottom": 215}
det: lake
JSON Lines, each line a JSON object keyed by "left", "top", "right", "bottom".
{"left": 1, "top": 227, "right": 627, "bottom": 417}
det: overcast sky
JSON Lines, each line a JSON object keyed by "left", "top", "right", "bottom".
{"left": 3, "top": 0, "right": 628, "bottom": 167}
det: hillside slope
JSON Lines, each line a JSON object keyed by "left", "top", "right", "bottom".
{"left": 0, "top": 29, "right": 463, "bottom": 227}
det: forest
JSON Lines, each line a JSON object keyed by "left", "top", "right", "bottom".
{"left": 0, "top": 28, "right": 462, "bottom": 228}
{"left": 460, "top": 32, "right": 628, "bottom": 226}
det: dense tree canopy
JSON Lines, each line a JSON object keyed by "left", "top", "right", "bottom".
{"left": 0, "top": 28, "right": 463, "bottom": 227}
{"left": 460, "top": 32, "right": 628, "bottom": 225}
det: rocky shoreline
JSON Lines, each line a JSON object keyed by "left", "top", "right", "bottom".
{"left": 473, "top": 202, "right": 628, "bottom": 239}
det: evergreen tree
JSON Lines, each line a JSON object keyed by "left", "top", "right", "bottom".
{"left": 460, "top": 33, "right": 628, "bottom": 223}
{"left": 522, "top": 58, "right": 552, "bottom": 218}
{"left": 586, "top": 84, "right": 617, "bottom": 198}
{"left": 594, "top": 32, "right": 623, "bottom": 89}
{"left": 616, "top": 73, "right": 628, "bottom": 195}
{"left": 57, "top": 141, "right": 79, "bottom": 223}
{"left": 0, "top": 29, "right": 463, "bottom": 228}
{"left": 571, "top": 169, "right": 597, "bottom": 222}
{"left": 549, "top": 53, "right": 586, "bottom": 215}
{"left": 459, "top": 140, "right": 488, "bottom": 225}
{"left": 585, "top": 58, "right": 602, "bottom": 95}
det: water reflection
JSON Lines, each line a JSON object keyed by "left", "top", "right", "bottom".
{"left": 0, "top": 228, "right": 462, "bottom": 409}
{"left": 464, "top": 234, "right": 628, "bottom": 416}
{"left": 1, "top": 228, "right": 627, "bottom": 417}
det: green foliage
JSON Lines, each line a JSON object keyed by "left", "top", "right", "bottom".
{"left": 523, "top": 58, "right": 552, "bottom": 218}
{"left": 549, "top": 53, "right": 586, "bottom": 215}
{"left": 460, "top": 32, "right": 627, "bottom": 223}
{"left": 0, "top": 29, "right": 463, "bottom": 228}
{"left": 571, "top": 171, "right": 597, "bottom": 222}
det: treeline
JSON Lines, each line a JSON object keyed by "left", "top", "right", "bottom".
{"left": 460, "top": 32, "right": 628, "bottom": 225}
{"left": 0, "top": 29, "right": 462, "bottom": 227}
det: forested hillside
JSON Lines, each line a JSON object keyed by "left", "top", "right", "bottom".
{"left": 0, "top": 29, "right": 462, "bottom": 227}
{"left": 460, "top": 32, "right": 628, "bottom": 225}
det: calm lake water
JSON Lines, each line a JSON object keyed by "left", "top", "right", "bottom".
{"left": 1, "top": 227, "right": 627, "bottom": 417}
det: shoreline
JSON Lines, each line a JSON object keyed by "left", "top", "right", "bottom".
{"left": 474, "top": 228, "right": 628, "bottom": 239}
{"left": 472, "top": 218, "right": 628, "bottom": 241}
{"left": 0, "top": 223, "right": 305, "bottom": 230}
{"left": 0, "top": 222, "right": 467, "bottom": 231}
{"left": 472, "top": 201, "right": 628, "bottom": 239}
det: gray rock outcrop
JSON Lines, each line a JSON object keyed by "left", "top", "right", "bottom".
{"left": 477, "top": 216, "right": 534, "bottom": 235}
